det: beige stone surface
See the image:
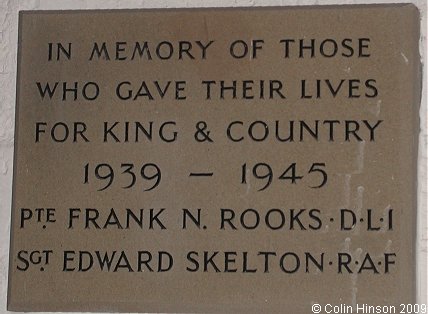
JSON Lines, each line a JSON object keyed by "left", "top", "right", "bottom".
{"left": 0, "top": 1, "right": 426, "bottom": 314}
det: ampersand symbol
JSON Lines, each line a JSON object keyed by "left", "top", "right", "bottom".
{"left": 194, "top": 121, "right": 213, "bottom": 142}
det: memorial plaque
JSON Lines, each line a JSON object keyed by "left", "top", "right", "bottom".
{"left": 8, "top": 5, "right": 421, "bottom": 313}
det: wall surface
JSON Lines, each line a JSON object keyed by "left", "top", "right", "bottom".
{"left": 0, "top": 0, "right": 426, "bottom": 313}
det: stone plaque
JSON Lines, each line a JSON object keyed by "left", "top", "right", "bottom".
{"left": 8, "top": 5, "right": 421, "bottom": 313}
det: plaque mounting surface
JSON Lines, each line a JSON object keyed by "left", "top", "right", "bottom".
{"left": 8, "top": 5, "right": 421, "bottom": 313}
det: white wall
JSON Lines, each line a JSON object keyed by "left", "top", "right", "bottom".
{"left": 0, "top": 0, "right": 426, "bottom": 313}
